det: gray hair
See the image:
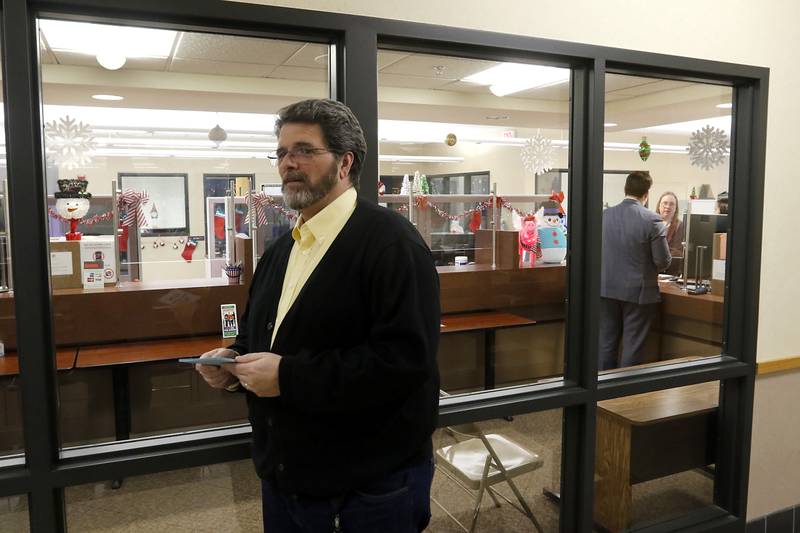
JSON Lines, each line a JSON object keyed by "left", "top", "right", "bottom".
{"left": 274, "top": 99, "right": 367, "bottom": 190}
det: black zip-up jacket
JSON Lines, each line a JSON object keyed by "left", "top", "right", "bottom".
{"left": 229, "top": 198, "right": 440, "bottom": 498}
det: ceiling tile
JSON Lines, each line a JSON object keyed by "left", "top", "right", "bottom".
{"left": 611, "top": 79, "right": 693, "bottom": 97}
{"left": 378, "top": 73, "right": 457, "bottom": 89}
{"left": 284, "top": 43, "right": 330, "bottom": 69}
{"left": 378, "top": 51, "right": 409, "bottom": 70}
{"left": 381, "top": 54, "right": 497, "bottom": 79}
{"left": 175, "top": 33, "right": 303, "bottom": 65}
{"left": 438, "top": 80, "right": 491, "bottom": 93}
{"left": 52, "top": 51, "right": 167, "bottom": 71}
{"left": 169, "top": 58, "right": 276, "bottom": 77}
{"left": 268, "top": 66, "right": 328, "bottom": 82}
{"left": 512, "top": 83, "right": 571, "bottom": 101}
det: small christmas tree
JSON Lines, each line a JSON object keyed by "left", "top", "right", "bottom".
{"left": 400, "top": 174, "right": 411, "bottom": 195}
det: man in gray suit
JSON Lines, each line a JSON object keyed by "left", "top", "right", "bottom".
{"left": 599, "top": 171, "right": 671, "bottom": 370}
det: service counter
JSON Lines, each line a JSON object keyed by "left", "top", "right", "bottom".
{"left": 0, "top": 263, "right": 724, "bottom": 452}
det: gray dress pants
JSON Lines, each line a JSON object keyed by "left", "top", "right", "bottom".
{"left": 598, "top": 297, "right": 657, "bottom": 371}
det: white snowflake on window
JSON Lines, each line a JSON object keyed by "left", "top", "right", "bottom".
{"left": 520, "top": 130, "right": 554, "bottom": 175}
{"left": 44, "top": 115, "right": 96, "bottom": 170}
{"left": 688, "top": 125, "right": 729, "bottom": 170}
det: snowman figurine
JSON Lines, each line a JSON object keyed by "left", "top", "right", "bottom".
{"left": 54, "top": 177, "right": 92, "bottom": 240}
{"left": 536, "top": 200, "right": 567, "bottom": 264}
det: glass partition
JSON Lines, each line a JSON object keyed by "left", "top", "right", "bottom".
{"left": 0, "top": 28, "right": 24, "bottom": 460}
{"left": 65, "top": 460, "right": 259, "bottom": 531}
{"left": 378, "top": 50, "right": 571, "bottom": 394}
{"left": 599, "top": 74, "right": 731, "bottom": 372}
{"left": 0, "top": 494, "right": 29, "bottom": 533}
{"left": 32, "top": 18, "right": 330, "bottom": 450}
{"left": 432, "top": 409, "right": 562, "bottom": 532}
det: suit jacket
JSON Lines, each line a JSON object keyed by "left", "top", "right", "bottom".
{"left": 601, "top": 198, "right": 671, "bottom": 305}
{"left": 229, "top": 198, "right": 440, "bottom": 498}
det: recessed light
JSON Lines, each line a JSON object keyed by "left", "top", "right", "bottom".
{"left": 96, "top": 52, "right": 126, "bottom": 70}
{"left": 485, "top": 115, "right": 510, "bottom": 120}
{"left": 604, "top": 122, "right": 618, "bottom": 127}
{"left": 716, "top": 103, "right": 733, "bottom": 109}
{"left": 92, "top": 94, "right": 124, "bottom": 101}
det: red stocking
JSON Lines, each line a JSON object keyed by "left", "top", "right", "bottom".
{"left": 181, "top": 239, "right": 197, "bottom": 262}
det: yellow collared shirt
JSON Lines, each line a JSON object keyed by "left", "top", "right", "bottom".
{"left": 271, "top": 187, "right": 357, "bottom": 348}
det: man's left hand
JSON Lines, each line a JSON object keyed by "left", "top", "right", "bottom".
{"left": 225, "top": 352, "right": 282, "bottom": 397}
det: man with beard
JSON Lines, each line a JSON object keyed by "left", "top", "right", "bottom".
{"left": 195, "top": 99, "right": 440, "bottom": 533}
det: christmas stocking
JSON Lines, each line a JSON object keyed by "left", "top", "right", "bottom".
{"left": 181, "top": 239, "right": 197, "bottom": 263}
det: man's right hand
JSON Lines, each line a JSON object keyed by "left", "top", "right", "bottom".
{"left": 195, "top": 348, "right": 239, "bottom": 389}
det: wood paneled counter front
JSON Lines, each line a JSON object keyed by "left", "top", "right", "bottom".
{"left": 0, "top": 266, "right": 724, "bottom": 369}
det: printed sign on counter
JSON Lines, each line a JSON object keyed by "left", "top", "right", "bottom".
{"left": 82, "top": 260, "right": 105, "bottom": 289}
{"left": 220, "top": 303, "right": 239, "bottom": 339}
{"left": 80, "top": 237, "right": 117, "bottom": 284}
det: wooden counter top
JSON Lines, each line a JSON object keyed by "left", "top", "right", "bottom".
{"left": 598, "top": 381, "right": 719, "bottom": 426}
{"left": 0, "top": 348, "right": 78, "bottom": 377}
{"left": 440, "top": 311, "right": 535, "bottom": 334}
{"left": 76, "top": 335, "right": 231, "bottom": 368}
{"left": 658, "top": 280, "right": 724, "bottom": 325}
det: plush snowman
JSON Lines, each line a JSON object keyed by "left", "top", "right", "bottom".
{"left": 54, "top": 177, "right": 92, "bottom": 240}
{"left": 536, "top": 201, "right": 567, "bottom": 263}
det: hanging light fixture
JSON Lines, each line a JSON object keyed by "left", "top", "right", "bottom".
{"left": 208, "top": 124, "right": 228, "bottom": 148}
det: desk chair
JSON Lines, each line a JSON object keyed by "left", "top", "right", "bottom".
{"left": 432, "top": 393, "right": 545, "bottom": 533}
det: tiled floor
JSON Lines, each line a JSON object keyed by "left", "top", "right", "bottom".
{"left": 0, "top": 408, "right": 714, "bottom": 532}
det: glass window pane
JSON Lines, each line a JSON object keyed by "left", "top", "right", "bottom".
{"left": 35, "top": 19, "right": 329, "bottom": 449}
{"left": 65, "top": 460, "right": 259, "bottom": 531}
{"left": 378, "top": 50, "right": 570, "bottom": 394}
{"left": 0, "top": 494, "right": 29, "bottom": 533}
{"left": 600, "top": 74, "right": 731, "bottom": 372}
{"left": 432, "top": 409, "right": 562, "bottom": 532}
{"left": 0, "top": 28, "right": 24, "bottom": 460}
{"left": 594, "top": 381, "right": 719, "bottom": 530}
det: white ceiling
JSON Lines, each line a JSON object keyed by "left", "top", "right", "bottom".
{"left": 29, "top": 23, "right": 733, "bottom": 139}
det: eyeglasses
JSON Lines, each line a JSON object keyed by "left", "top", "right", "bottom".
{"left": 267, "top": 146, "right": 335, "bottom": 163}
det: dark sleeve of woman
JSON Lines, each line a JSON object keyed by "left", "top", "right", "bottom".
{"left": 668, "top": 220, "right": 685, "bottom": 257}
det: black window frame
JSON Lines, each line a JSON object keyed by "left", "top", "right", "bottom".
{"left": 0, "top": 1, "right": 767, "bottom": 531}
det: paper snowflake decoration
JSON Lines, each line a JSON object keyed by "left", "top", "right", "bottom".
{"left": 44, "top": 115, "right": 96, "bottom": 170}
{"left": 688, "top": 125, "right": 729, "bottom": 170}
{"left": 521, "top": 130, "right": 554, "bottom": 175}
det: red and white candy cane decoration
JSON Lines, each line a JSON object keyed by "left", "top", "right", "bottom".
{"left": 244, "top": 191, "right": 297, "bottom": 224}
{"left": 117, "top": 189, "right": 150, "bottom": 228}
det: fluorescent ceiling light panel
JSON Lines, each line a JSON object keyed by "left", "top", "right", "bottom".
{"left": 462, "top": 63, "right": 569, "bottom": 97}
{"left": 716, "top": 103, "right": 733, "bottom": 109}
{"left": 635, "top": 115, "right": 731, "bottom": 135}
{"left": 43, "top": 105, "right": 276, "bottom": 133}
{"left": 604, "top": 123, "right": 618, "bottom": 127}
{"left": 39, "top": 19, "right": 176, "bottom": 58}
{"left": 91, "top": 94, "right": 124, "bottom": 101}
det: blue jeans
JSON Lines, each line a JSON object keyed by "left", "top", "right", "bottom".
{"left": 261, "top": 458, "right": 435, "bottom": 532}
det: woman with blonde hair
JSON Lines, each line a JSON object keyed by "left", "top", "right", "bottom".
{"left": 656, "top": 191, "right": 685, "bottom": 258}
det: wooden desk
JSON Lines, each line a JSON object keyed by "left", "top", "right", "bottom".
{"left": 75, "top": 335, "right": 232, "bottom": 472}
{"left": 440, "top": 311, "right": 536, "bottom": 389}
{"left": 0, "top": 349, "right": 77, "bottom": 376}
{"left": 76, "top": 336, "right": 231, "bottom": 368}
{"left": 594, "top": 381, "right": 719, "bottom": 532}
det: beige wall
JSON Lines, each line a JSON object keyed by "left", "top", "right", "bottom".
{"left": 233, "top": 0, "right": 800, "bottom": 520}
{"left": 748, "top": 369, "right": 800, "bottom": 518}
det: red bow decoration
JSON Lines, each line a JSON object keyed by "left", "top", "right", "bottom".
{"left": 117, "top": 189, "right": 150, "bottom": 228}
{"left": 549, "top": 191, "right": 566, "bottom": 215}
{"left": 414, "top": 196, "right": 429, "bottom": 210}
